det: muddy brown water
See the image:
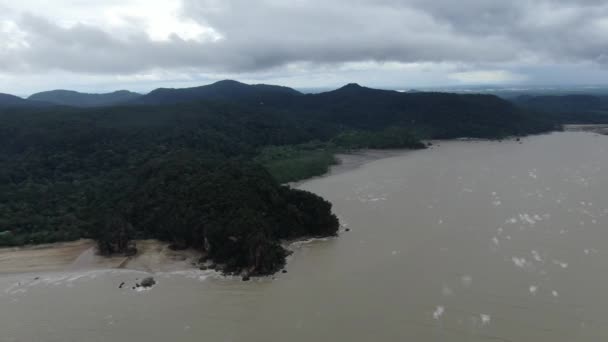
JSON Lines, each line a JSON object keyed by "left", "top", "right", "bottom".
{"left": 2, "top": 131, "right": 608, "bottom": 342}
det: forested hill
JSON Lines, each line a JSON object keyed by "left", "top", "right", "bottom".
{"left": 0, "top": 93, "right": 48, "bottom": 108}
{"left": 513, "top": 94, "right": 608, "bottom": 124}
{"left": 0, "top": 81, "right": 557, "bottom": 277}
{"left": 134, "top": 80, "right": 303, "bottom": 105}
{"left": 276, "top": 83, "right": 551, "bottom": 138}
{"left": 133, "top": 80, "right": 554, "bottom": 138}
{"left": 29, "top": 90, "right": 141, "bottom": 107}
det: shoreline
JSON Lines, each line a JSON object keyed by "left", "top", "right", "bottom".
{"left": 0, "top": 239, "right": 202, "bottom": 276}
{"left": 289, "top": 148, "right": 417, "bottom": 188}
{"left": 0, "top": 135, "right": 551, "bottom": 277}
{"left": 563, "top": 124, "right": 608, "bottom": 135}
{"left": 0, "top": 235, "right": 344, "bottom": 277}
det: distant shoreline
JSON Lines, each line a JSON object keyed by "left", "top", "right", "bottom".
{"left": 563, "top": 124, "right": 608, "bottom": 135}
{"left": 290, "top": 148, "right": 417, "bottom": 188}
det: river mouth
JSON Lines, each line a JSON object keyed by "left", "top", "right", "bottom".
{"left": 2, "top": 131, "right": 608, "bottom": 342}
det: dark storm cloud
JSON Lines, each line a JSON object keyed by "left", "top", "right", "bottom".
{"left": 3, "top": 0, "right": 608, "bottom": 74}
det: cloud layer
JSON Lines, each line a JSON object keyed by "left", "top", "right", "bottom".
{"left": 1, "top": 0, "right": 608, "bottom": 92}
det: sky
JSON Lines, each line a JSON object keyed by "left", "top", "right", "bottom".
{"left": 1, "top": 0, "right": 608, "bottom": 95}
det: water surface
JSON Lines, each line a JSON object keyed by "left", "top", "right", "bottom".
{"left": 2, "top": 131, "right": 608, "bottom": 341}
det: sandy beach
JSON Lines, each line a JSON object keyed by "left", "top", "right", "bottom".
{"left": 0, "top": 239, "right": 202, "bottom": 275}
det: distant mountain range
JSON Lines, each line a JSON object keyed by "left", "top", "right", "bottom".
{"left": 3, "top": 80, "right": 608, "bottom": 127}
{"left": 28, "top": 90, "right": 141, "bottom": 107}
{"left": 134, "top": 80, "right": 302, "bottom": 105}
{"left": 0, "top": 93, "right": 48, "bottom": 107}
{"left": 514, "top": 94, "right": 608, "bottom": 112}
{"left": 513, "top": 94, "right": 608, "bottom": 123}
{"left": 0, "top": 80, "right": 303, "bottom": 108}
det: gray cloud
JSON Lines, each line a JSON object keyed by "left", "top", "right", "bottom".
{"left": 183, "top": 0, "right": 608, "bottom": 67}
{"left": 2, "top": 0, "right": 608, "bottom": 78}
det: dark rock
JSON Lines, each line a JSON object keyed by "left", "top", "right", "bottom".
{"left": 345, "top": 228, "right": 351, "bottom": 232}
{"left": 125, "top": 242, "right": 138, "bottom": 256}
{"left": 242, "top": 276, "right": 251, "bottom": 281}
{"left": 169, "top": 241, "right": 188, "bottom": 251}
{"left": 281, "top": 270, "right": 288, "bottom": 274}
{"left": 140, "top": 277, "right": 156, "bottom": 288}
{"left": 199, "top": 266, "right": 209, "bottom": 271}
{"left": 119, "top": 282, "right": 125, "bottom": 289}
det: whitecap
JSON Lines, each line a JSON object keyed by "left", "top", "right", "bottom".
{"left": 433, "top": 306, "right": 445, "bottom": 320}
{"left": 553, "top": 260, "right": 569, "bottom": 269}
{"left": 519, "top": 214, "right": 536, "bottom": 225}
{"left": 512, "top": 257, "right": 529, "bottom": 269}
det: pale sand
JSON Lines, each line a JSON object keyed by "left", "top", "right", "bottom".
{"left": 0, "top": 239, "right": 201, "bottom": 275}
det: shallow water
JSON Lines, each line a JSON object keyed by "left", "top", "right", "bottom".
{"left": 2, "top": 131, "right": 608, "bottom": 342}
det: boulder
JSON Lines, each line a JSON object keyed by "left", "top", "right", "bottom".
{"left": 140, "top": 277, "right": 156, "bottom": 288}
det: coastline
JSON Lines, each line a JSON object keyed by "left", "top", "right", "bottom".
{"left": 563, "top": 124, "right": 608, "bottom": 135}
{"left": 0, "top": 138, "right": 537, "bottom": 277}
{"left": 0, "top": 239, "right": 202, "bottom": 276}
{"left": 0, "top": 150, "right": 395, "bottom": 277}
{"left": 289, "top": 148, "right": 417, "bottom": 188}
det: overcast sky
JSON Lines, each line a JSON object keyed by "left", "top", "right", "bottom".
{"left": 1, "top": 0, "right": 608, "bottom": 95}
